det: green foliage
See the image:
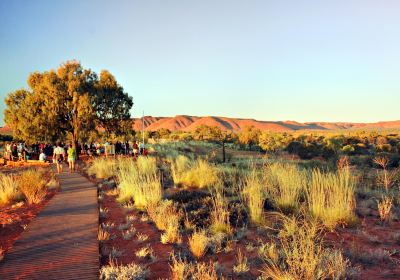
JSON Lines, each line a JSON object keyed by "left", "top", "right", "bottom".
{"left": 4, "top": 61, "right": 132, "bottom": 143}
{"left": 342, "top": 145, "right": 355, "bottom": 155}
{"left": 238, "top": 126, "right": 261, "bottom": 149}
{"left": 259, "top": 132, "right": 288, "bottom": 153}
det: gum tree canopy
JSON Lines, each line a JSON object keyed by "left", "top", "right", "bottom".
{"left": 4, "top": 61, "right": 133, "bottom": 145}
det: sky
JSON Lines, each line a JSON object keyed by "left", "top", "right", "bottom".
{"left": 0, "top": 0, "right": 400, "bottom": 125}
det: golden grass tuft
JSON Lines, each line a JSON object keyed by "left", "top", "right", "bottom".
{"left": 266, "top": 162, "right": 307, "bottom": 213}
{"left": 169, "top": 253, "right": 221, "bottom": 280}
{"left": 260, "top": 216, "right": 348, "bottom": 280}
{"left": 17, "top": 169, "right": 47, "bottom": 204}
{"left": 117, "top": 157, "right": 162, "bottom": 210}
{"left": 306, "top": 167, "right": 357, "bottom": 230}
{"left": 0, "top": 174, "right": 21, "bottom": 206}
{"left": 377, "top": 196, "right": 393, "bottom": 223}
{"left": 240, "top": 168, "right": 266, "bottom": 225}
{"left": 188, "top": 230, "right": 209, "bottom": 259}
{"left": 170, "top": 156, "right": 219, "bottom": 188}
{"left": 210, "top": 189, "right": 232, "bottom": 235}
{"left": 88, "top": 157, "right": 117, "bottom": 179}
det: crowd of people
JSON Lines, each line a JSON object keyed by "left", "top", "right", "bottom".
{"left": 3, "top": 141, "right": 148, "bottom": 172}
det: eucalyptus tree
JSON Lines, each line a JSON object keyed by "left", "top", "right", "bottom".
{"left": 4, "top": 61, "right": 133, "bottom": 146}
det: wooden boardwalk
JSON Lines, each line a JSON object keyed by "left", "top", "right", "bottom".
{"left": 0, "top": 170, "right": 99, "bottom": 280}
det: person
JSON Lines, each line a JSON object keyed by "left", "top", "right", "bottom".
{"left": 133, "top": 141, "right": 139, "bottom": 157}
{"left": 12, "top": 143, "right": 18, "bottom": 161}
{"left": 139, "top": 142, "right": 145, "bottom": 155}
{"left": 5, "top": 142, "right": 11, "bottom": 161}
{"left": 53, "top": 142, "right": 65, "bottom": 174}
{"left": 39, "top": 150, "right": 46, "bottom": 162}
{"left": 67, "top": 144, "right": 76, "bottom": 173}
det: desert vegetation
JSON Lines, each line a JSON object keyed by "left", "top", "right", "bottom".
{"left": 94, "top": 132, "right": 400, "bottom": 279}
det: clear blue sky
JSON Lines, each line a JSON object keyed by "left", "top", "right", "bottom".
{"left": 1, "top": 0, "right": 399, "bottom": 125}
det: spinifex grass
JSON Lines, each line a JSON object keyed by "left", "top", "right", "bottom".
{"left": 117, "top": 157, "right": 162, "bottom": 210}
{"left": 240, "top": 168, "right": 266, "bottom": 225}
{"left": 261, "top": 216, "right": 348, "bottom": 280}
{"left": 266, "top": 162, "right": 307, "bottom": 213}
{"left": 88, "top": 157, "right": 117, "bottom": 179}
{"left": 306, "top": 167, "right": 356, "bottom": 230}
{"left": 0, "top": 174, "right": 21, "bottom": 206}
{"left": 170, "top": 156, "right": 219, "bottom": 188}
{"left": 17, "top": 169, "right": 47, "bottom": 204}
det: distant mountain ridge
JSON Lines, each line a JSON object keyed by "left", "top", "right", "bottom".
{"left": 132, "top": 115, "right": 400, "bottom": 132}
{"left": 1, "top": 116, "right": 399, "bottom": 135}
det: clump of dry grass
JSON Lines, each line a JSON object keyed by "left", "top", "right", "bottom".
{"left": 100, "top": 207, "right": 109, "bottom": 219}
{"left": 266, "top": 162, "right": 307, "bottom": 213}
{"left": 136, "top": 232, "right": 149, "bottom": 242}
{"left": 377, "top": 196, "right": 393, "bottom": 223}
{"left": 260, "top": 216, "right": 349, "bottom": 280}
{"left": 135, "top": 244, "right": 156, "bottom": 261}
{"left": 306, "top": 167, "right": 357, "bottom": 230}
{"left": 373, "top": 156, "right": 396, "bottom": 192}
{"left": 17, "top": 169, "right": 47, "bottom": 204}
{"left": 169, "top": 253, "right": 221, "bottom": 280}
{"left": 240, "top": 168, "right": 266, "bottom": 225}
{"left": 0, "top": 174, "right": 21, "bottom": 206}
{"left": 170, "top": 156, "right": 219, "bottom": 188}
{"left": 122, "top": 227, "right": 137, "bottom": 240}
{"left": 100, "top": 259, "right": 148, "bottom": 280}
{"left": 188, "top": 230, "right": 209, "bottom": 259}
{"left": 88, "top": 157, "right": 117, "bottom": 179}
{"left": 147, "top": 200, "right": 182, "bottom": 244}
{"left": 117, "top": 157, "right": 162, "bottom": 210}
{"left": 170, "top": 155, "right": 191, "bottom": 186}
{"left": 210, "top": 189, "right": 231, "bottom": 235}
{"left": 233, "top": 249, "right": 250, "bottom": 275}
{"left": 98, "top": 227, "right": 110, "bottom": 242}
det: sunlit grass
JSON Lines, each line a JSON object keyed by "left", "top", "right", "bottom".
{"left": 306, "top": 167, "right": 357, "bottom": 230}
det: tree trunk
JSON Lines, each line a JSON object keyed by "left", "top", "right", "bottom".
{"left": 222, "top": 141, "right": 226, "bottom": 163}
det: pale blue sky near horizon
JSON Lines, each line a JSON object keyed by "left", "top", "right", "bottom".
{"left": 1, "top": 0, "right": 399, "bottom": 125}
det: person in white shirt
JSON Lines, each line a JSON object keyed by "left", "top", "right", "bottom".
{"left": 53, "top": 142, "right": 65, "bottom": 174}
{"left": 39, "top": 150, "right": 46, "bottom": 162}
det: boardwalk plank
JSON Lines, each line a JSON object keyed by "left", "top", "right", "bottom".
{"left": 0, "top": 171, "right": 99, "bottom": 280}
